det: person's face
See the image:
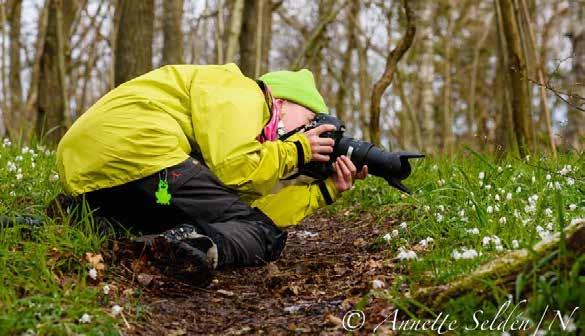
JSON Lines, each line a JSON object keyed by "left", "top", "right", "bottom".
{"left": 280, "top": 100, "right": 316, "bottom": 132}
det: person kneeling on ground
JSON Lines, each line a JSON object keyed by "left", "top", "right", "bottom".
{"left": 56, "top": 64, "right": 368, "bottom": 286}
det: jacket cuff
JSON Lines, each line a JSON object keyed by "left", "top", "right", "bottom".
{"left": 284, "top": 133, "right": 312, "bottom": 168}
{"left": 318, "top": 178, "right": 340, "bottom": 205}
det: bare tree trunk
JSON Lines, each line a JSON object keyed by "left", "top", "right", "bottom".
{"left": 36, "top": 0, "right": 78, "bottom": 142}
{"left": 497, "top": 0, "right": 534, "bottom": 158}
{"left": 357, "top": 40, "right": 370, "bottom": 141}
{"left": 565, "top": 1, "right": 585, "bottom": 151}
{"left": 334, "top": 0, "right": 357, "bottom": 123}
{"left": 442, "top": 1, "right": 454, "bottom": 155}
{"left": 0, "top": 0, "right": 7, "bottom": 137}
{"left": 419, "top": 1, "right": 435, "bottom": 153}
{"left": 114, "top": 0, "right": 154, "bottom": 86}
{"left": 225, "top": 0, "right": 244, "bottom": 63}
{"left": 468, "top": 15, "right": 492, "bottom": 142}
{"left": 239, "top": 0, "right": 272, "bottom": 77}
{"left": 516, "top": 0, "right": 556, "bottom": 157}
{"left": 215, "top": 0, "right": 224, "bottom": 64}
{"left": 396, "top": 70, "right": 422, "bottom": 149}
{"left": 161, "top": 0, "right": 184, "bottom": 65}
{"left": 369, "top": 0, "right": 416, "bottom": 146}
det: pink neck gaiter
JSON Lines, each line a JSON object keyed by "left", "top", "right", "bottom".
{"left": 257, "top": 99, "right": 284, "bottom": 143}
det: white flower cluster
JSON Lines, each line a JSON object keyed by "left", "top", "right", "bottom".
{"left": 451, "top": 247, "right": 479, "bottom": 260}
{"left": 536, "top": 225, "right": 554, "bottom": 243}
{"left": 558, "top": 165, "right": 573, "bottom": 176}
{"left": 2, "top": 138, "right": 11, "bottom": 148}
{"left": 466, "top": 227, "right": 480, "bottom": 235}
{"left": 419, "top": 237, "right": 434, "bottom": 248}
{"left": 482, "top": 235, "right": 504, "bottom": 251}
{"left": 524, "top": 194, "right": 538, "bottom": 213}
{"left": 397, "top": 247, "right": 417, "bottom": 261}
{"left": 382, "top": 229, "right": 399, "bottom": 242}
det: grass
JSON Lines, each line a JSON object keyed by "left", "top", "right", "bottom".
{"left": 334, "top": 148, "right": 584, "bottom": 334}
{"left": 1, "top": 136, "right": 583, "bottom": 334}
{"left": 0, "top": 139, "right": 130, "bottom": 335}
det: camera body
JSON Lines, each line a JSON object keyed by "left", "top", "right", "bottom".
{"left": 300, "top": 113, "right": 424, "bottom": 193}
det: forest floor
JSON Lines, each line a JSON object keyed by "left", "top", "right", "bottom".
{"left": 120, "top": 210, "right": 396, "bottom": 335}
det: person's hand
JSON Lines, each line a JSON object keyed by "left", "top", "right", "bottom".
{"left": 303, "top": 125, "right": 336, "bottom": 162}
{"left": 331, "top": 155, "right": 368, "bottom": 193}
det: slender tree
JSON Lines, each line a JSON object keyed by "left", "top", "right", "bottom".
{"left": 162, "top": 0, "right": 184, "bottom": 65}
{"left": 239, "top": 0, "right": 273, "bottom": 77}
{"left": 114, "top": 0, "right": 154, "bottom": 86}
{"left": 496, "top": 0, "right": 534, "bottom": 157}
{"left": 369, "top": 0, "right": 416, "bottom": 146}
{"left": 36, "top": 0, "right": 79, "bottom": 142}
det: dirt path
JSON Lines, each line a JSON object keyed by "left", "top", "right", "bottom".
{"left": 123, "top": 211, "right": 398, "bottom": 335}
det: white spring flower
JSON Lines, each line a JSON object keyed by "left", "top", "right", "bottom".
{"left": 525, "top": 205, "right": 536, "bottom": 213}
{"left": 431, "top": 164, "right": 438, "bottom": 171}
{"left": 459, "top": 209, "right": 465, "bottom": 217}
{"left": 372, "top": 279, "right": 386, "bottom": 289}
{"left": 516, "top": 186, "right": 522, "bottom": 193}
{"left": 499, "top": 217, "right": 507, "bottom": 224}
{"left": 50, "top": 173, "right": 59, "bottom": 182}
{"left": 16, "top": 173, "right": 23, "bottom": 180}
{"left": 88, "top": 268, "right": 98, "bottom": 280}
{"left": 546, "top": 174, "right": 552, "bottom": 180}
{"left": 554, "top": 181, "right": 561, "bottom": 190}
{"left": 569, "top": 204, "right": 577, "bottom": 211}
{"left": 479, "top": 181, "right": 484, "bottom": 187}
{"left": 419, "top": 237, "right": 434, "bottom": 248}
{"left": 487, "top": 206, "right": 494, "bottom": 214}
{"left": 497, "top": 166, "right": 503, "bottom": 173}
{"left": 567, "top": 178, "right": 575, "bottom": 186}
{"left": 546, "top": 222, "right": 553, "bottom": 231}
{"left": 111, "top": 305, "right": 123, "bottom": 316}
{"left": 7, "top": 161, "right": 17, "bottom": 172}
{"left": 399, "top": 222, "right": 408, "bottom": 229}
{"left": 452, "top": 247, "right": 479, "bottom": 260}
{"left": 528, "top": 194, "right": 539, "bottom": 205}
{"left": 506, "top": 192, "right": 512, "bottom": 200}
{"left": 423, "top": 205, "right": 431, "bottom": 212}
{"left": 392, "top": 229, "right": 399, "bottom": 237}
{"left": 485, "top": 184, "right": 492, "bottom": 190}
{"left": 544, "top": 208, "right": 553, "bottom": 217}
{"left": 479, "top": 172, "right": 485, "bottom": 180}
{"left": 495, "top": 194, "right": 501, "bottom": 201}
{"left": 495, "top": 205, "right": 500, "bottom": 212}
{"left": 397, "top": 247, "right": 417, "bottom": 261}
{"left": 512, "top": 240, "right": 520, "bottom": 249}
{"left": 559, "top": 165, "right": 572, "bottom": 176}
{"left": 79, "top": 313, "right": 92, "bottom": 324}
{"left": 563, "top": 315, "right": 577, "bottom": 332}
{"left": 482, "top": 236, "right": 491, "bottom": 246}
{"left": 435, "top": 213, "right": 443, "bottom": 222}
{"left": 513, "top": 209, "right": 521, "bottom": 218}
{"left": 15, "top": 155, "right": 23, "bottom": 162}
{"left": 438, "top": 205, "right": 445, "bottom": 212}
{"left": 466, "top": 228, "right": 480, "bottom": 235}
{"left": 495, "top": 244, "right": 504, "bottom": 251}
{"left": 531, "top": 175, "right": 536, "bottom": 183}
{"left": 9, "top": 191, "right": 16, "bottom": 197}
{"left": 103, "top": 284, "right": 111, "bottom": 295}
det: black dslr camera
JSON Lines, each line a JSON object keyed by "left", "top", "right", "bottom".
{"left": 286, "top": 114, "right": 424, "bottom": 193}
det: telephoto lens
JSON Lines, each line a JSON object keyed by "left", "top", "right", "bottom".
{"left": 298, "top": 114, "right": 424, "bottom": 193}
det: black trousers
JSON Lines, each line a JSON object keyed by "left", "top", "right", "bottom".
{"left": 83, "top": 158, "right": 288, "bottom": 268}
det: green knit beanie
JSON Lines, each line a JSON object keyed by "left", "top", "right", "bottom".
{"left": 259, "top": 69, "right": 329, "bottom": 114}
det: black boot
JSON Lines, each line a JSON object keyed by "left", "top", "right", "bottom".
{"left": 133, "top": 224, "right": 217, "bottom": 287}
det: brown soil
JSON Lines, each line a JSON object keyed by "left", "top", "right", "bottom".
{"left": 117, "top": 211, "right": 400, "bottom": 335}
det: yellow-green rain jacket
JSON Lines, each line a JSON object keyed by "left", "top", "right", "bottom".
{"left": 56, "top": 64, "right": 339, "bottom": 229}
